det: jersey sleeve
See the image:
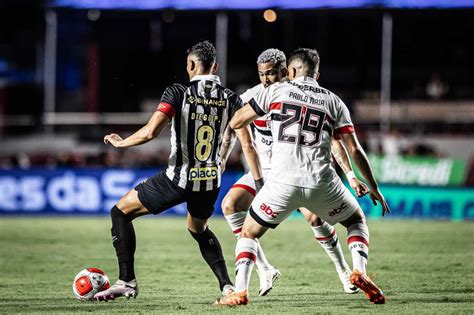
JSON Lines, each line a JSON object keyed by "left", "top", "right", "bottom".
{"left": 228, "top": 90, "right": 244, "bottom": 118}
{"left": 239, "top": 89, "right": 252, "bottom": 104}
{"left": 156, "top": 84, "right": 183, "bottom": 119}
{"left": 248, "top": 85, "right": 273, "bottom": 117}
{"left": 333, "top": 97, "right": 355, "bottom": 140}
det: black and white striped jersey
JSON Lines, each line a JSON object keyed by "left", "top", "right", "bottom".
{"left": 157, "top": 75, "right": 243, "bottom": 191}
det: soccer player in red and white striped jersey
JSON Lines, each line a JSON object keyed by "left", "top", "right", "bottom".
{"left": 219, "top": 49, "right": 370, "bottom": 297}
{"left": 216, "top": 48, "right": 390, "bottom": 306}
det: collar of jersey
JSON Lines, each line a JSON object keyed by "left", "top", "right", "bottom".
{"left": 291, "top": 76, "right": 319, "bottom": 86}
{"left": 190, "top": 74, "right": 221, "bottom": 84}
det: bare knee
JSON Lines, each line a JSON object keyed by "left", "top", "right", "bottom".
{"left": 299, "top": 208, "right": 323, "bottom": 227}
{"left": 187, "top": 214, "right": 208, "bottom": 233}
{"left": 306, "top": 214, "right": 323, "bottom": 227}
{"left": 116, "top": 190, "right": 149, "bottom": 219}
{"left": 240, "top": 229, "right": 258, "bottom": 239}
{"left": 222, "top": 196, "right": 247, "bottom": 216}
{"left": 340, "top": 209, "right": 366, "bottom": 228}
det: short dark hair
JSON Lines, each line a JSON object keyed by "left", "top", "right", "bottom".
{"left": 288, "top": 48, "right": 320, "bottom": 77}
{"left": 187, "top": 40, "right": 217, "bottom": 72}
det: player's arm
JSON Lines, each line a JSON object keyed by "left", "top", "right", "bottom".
{"left": 219, "top": 126, "right": 238, "bottom": 173}
{"left": 236, "top": 126, "right": 264, "bottom": 191}
{"left": 104, "top": 111, "right": 170, "bottom": 148}
{"left": 331, "top": 138, "right": 369, "bottom": 197}
{"left": 230, "top": 104, "right": 259, "bottom": 129}
{"left": 340, "top": 132, "right": 390, "bottom": 216}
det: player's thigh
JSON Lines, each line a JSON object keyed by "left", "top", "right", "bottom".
{"left": 117, "top": 189, "right": 150, "bottom": 218}
{"left": 186, "top": 187, "right": 220, "bottom": 225}
{"left": 304, "top": 179, "right": 360, "bottom": 226}
{"left": 249, "top": 180, "right": 300, "bottom": 229}
{"left": 134, "top": 170, "right": 187, "bottom": 216}
{"left": 299, "top": 207, "right": 323, "bottom": 226}
{"left": 116, "top": 189, "right": 150, "bottom": 218}
{"left": 222, "top": 187, "right": 255, "bottom": 215}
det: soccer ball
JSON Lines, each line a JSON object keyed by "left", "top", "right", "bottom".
{"left": 72, "top": 268, "right": 110, "bottom": 301}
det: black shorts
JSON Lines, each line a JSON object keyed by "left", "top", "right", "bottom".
{"left": 134, "top": 170, "right": 220, "bottom": 220}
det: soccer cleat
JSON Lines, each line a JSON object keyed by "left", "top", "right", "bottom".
{"left": 214, "top": 290, "right": 249, "bottom": 306}
{"left": 221, "top": 284, "right": 235, "bottom": 296}
{"left": 94, "top": 279, "right": 139, "bottom": 301}
{"left": 338, "top": 268, "right": 360, "bottom": 294}
{"left": 258, "top": 267, "right": 281, "bottom": 296}
{"left": 350, "top": 270, "right": 385, "bottom": 304}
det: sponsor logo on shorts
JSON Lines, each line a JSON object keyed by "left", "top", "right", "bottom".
{"left": 189, "top": 166, "right": 218, "bottom": 181}
{"left": 260, "top": 203, "right": 278, "bottom": 218}
{"left": 328, "top": 202, "right": 347, "bottom": 217}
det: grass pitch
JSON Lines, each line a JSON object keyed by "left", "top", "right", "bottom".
{"left": 0, "top": 217, "right": 473, "bottom": 314}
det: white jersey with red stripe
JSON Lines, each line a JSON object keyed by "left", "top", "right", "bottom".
{"left": 248, "top": 76, "right": 354, "bottom": 188}
{"left": 240, "top": 84, "right": 272, "bottom": 170}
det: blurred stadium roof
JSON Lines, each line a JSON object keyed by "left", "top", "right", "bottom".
{"left": 50, "top": 0, "right": 474, "bottom": 10}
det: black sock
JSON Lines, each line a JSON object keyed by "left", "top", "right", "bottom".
{"left": 111, "top": 206, "right": 136, "bottom": 282}
{"left": 189, "top": 227, "right": 233, "bottom": 291}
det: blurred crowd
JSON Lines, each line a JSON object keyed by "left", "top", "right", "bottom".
{"left": 0, "top": 148, "right": 246, "bottom": 170}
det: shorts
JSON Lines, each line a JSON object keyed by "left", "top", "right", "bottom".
{"left": 135, "top": 170, "right": 220, "bottom": 220}
{"left": 231, "top": 169, "right": 271, "bottom": 196}
{"left": 249, "top": 176, "right": 360, "bottom": 228}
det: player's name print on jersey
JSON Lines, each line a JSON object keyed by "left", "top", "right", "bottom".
{"left": 249, "top": 76, "right": 355, "bottom": 188}
{"left": 157, "top": 75, "right": 243, "bottom": 192}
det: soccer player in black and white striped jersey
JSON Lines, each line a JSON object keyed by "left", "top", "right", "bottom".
{"left": 95, "top": 41, "right": 262, "bottom": 301}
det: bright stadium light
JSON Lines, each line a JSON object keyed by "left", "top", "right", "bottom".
{"left": 263, "top": 9, "right": 277, "bottom": 23}
{"left": 87, "top": 9, "right": 100, "bottom": 21}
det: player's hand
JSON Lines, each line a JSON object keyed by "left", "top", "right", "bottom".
{"left": 369, "top": 187, "right": 391, "bottom": 216}
{"left": 349, "top": 178, "right": 369, "bottom": 198}
{"left": 255, "top": 178, "right": 264, "bottom": 194}
{"left": 103, "top": 133, "right": 123, "bottom": 147}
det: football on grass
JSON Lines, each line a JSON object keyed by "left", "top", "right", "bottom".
{"left": 72, "top": 268, "right": 110, "bottom": 301}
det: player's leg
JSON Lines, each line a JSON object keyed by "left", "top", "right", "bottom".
{"left": 187, "top": 189, "right": 233, "bottom": 295}
{"left": 215, "top": 214, "right": 269, "bottom": 306}
{"left": 222, "top": 176, "right": 279, "bottom": 296}
{"left": 222, "top": 177, "right": 255, "bottom": 238}
{"left": 340, "top": 210, "right": 369, "bottom": 275}
{"left": 309, "top": 177, "right": 384, "bottom": 304}
{"left": 216, "top": 181, "right": 298, "bottom": 306}
{"left": 95, "top": 189, "right": 150, "bottom": 301}
{"left": 96, "top": 171, "right": 189, "bottom": 301}
{"left": 299, "top": 207, "right": 358, "bottom": 294}
{"left": 339, "top": 210, "right": 384, "bottom": 304}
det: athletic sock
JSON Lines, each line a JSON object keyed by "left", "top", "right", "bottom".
{"left": 189, "top": 227, "right": 232, "bottom": 291}
{"left": 224, "top": 212, "right": 246, "bottom": 238}
{"left": 234, "top": 237, "right": 258, "bottom": 292}
{"left": 312, "top": 221, "right": 349, "bottom": 272}
{"left": 347, "top": 222, "right": 370, "bottom": 274}
{"left": 225, "top": 212, "right": 273, "bottom": 273}
{"left": 110, "top": 206, "right": 136, "bottom": 282}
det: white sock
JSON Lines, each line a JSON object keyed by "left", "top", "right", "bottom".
{"left": 235, "top": 237, "right": 258, "bottom": 292}
{"left": 347, "top": 223, "right": 370, "bottom": 274}
{"left": 312, "top": 222, "right": 349, "bottom": 272}
{"left": 224, "top": 212, "right": 246, "bottom": 237}
{"left": 255, "top": 239, "right": 272, "bottom": 273}
{"left": 225, "top": 212, "right": 273, "bottom": 273}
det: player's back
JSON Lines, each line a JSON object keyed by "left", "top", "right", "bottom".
{"left": 158, "top": 74, "right": 242, "bottom": 191}
{"left": 251, "top": 76, "right": 353, "bottom": 188}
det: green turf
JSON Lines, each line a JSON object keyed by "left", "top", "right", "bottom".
{"left": 0, "top": 217, "right": 473, "bottom": 314}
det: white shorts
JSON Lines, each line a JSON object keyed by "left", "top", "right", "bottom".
{"left": 249, "top": 177, "right": 360, "bottom": 228}
{"left": 231, "top": 170, "right": 271, "bottom": 196}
